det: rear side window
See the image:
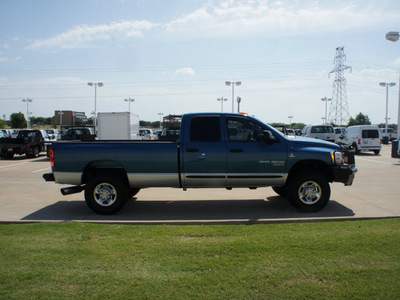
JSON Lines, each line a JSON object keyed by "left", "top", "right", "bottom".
{"left": 190, "top": 116, "right": 221, "bottom": 142}
{"left": 311, "top": 126, "right": 334, "bottom": 133}
{"left": 362, "top": 130, "right": 379, "bottom": 138}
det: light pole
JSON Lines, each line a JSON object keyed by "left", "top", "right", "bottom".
{"left": 158, "top": 113, "right": 164, "bottom": 129}
{"left": 385, "top": 31, "right": 400, "bottom": 153}
{"left": 88, "top": 82, "right": 103, "bottom": 131}
{"left": 321, "top": 97, "right": 332, "bottom": 124}
{"left": 22, "top": 98, "right": 32, "bottom": 128}
{"left": 217, "top": 97, "right": 227, "bottom": 112}
{"left": 288, "top": 116, "right": 293, "bottom": 128}
{"left": 379, "top": 82, "right": 396, "bottom": 136}
{"left": 237, "top": 96, "right": 241, "bottom": 113}
{"left": 124, "top": 98, "right": 135, "bottom": 113}
{"left": 225, "top": 81, "right": 241, "bottom": 113}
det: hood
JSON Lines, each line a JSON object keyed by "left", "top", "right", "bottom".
{"left": 289, "top": 136, "right": 341, "bottom": 150}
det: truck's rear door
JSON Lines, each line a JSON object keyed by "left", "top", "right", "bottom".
{"left": 181, "top": 115, "right": 227, "bottom": 187}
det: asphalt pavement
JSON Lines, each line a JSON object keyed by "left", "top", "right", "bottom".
{"left": 0, "top": 144, "right": 399, "bottom": 224}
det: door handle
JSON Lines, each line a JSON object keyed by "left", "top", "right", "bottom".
{"left": 186, "top": 148, "right": 199, "bottom": 152}
{"left": 230, "top": 148, "right": 244, "bottom": 153}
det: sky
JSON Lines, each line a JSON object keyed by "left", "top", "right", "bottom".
{"left": 1, "top": 0, "right": 400, "bottom": 126}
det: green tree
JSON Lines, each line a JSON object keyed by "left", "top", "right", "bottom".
{"left": 347, "top": 112, "right": 371, "bottom": 126}
{"left": 0, "top": 119, "right": 6, "bottom": 129}
{"left": 10, "top": 112, "right": 27, "bottom": 128}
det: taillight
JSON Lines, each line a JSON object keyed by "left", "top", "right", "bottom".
{"left": 358, "top": 139, "right": 361, "bottom": 145}
{"left": 50, "top": 149, "right": 55, "bottom": 168}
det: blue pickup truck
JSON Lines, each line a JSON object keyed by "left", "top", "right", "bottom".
{"left": 43, "top": 113, "right": 357, "bottom": 214}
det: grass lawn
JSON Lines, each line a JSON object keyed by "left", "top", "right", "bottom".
{"left": 0, "top": 219, "right": 399, "bottom": 299}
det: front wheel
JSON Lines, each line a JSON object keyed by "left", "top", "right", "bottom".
{"left": 287, "top": 171, "right": 330, "bottom": 213}
{"left": 84, "top": 174, "right": 129, "bottom": 214}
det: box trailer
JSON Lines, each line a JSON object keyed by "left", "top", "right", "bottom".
{"left": 97, "top": 112, "right": 140, "bottom": 140}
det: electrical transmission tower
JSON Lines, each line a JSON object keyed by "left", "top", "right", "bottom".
{"left": 328, "top": 46, "right": 352, "bottom": 126}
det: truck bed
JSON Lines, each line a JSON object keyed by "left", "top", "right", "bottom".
{"left": 52, "top": 140, "right": 180, "bottom": 187}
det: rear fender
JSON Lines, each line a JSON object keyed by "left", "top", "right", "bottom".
{"left": 82, "top": 160, "right": 129, "bottom": 186}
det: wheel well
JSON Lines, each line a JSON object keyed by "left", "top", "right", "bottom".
{"left": 82, "top": 160, "right": 129, "bottom": 185}
{"left": 287, "top": 160, "right": 334, "bottom": 183}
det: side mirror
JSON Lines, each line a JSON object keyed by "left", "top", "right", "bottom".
{"left": 262, "top": 130, "right": 279, "bottom": 143}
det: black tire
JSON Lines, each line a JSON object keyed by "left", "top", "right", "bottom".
{"left": 26, "top": 147, "right": 39, "bottom": 158}
{"left": 129, "top": 188, "right": 141, "bottom": 199}
{"left": 272, "top": 186, "right": 288, "bottom": 197}
{"left": 84, "top": 174, "right": 129, "bottom": 214}
{"left": 287, "top": 171, "right": 330, "bottom": 213}
{"left": 2, "top": 152, "right": 14, "bottom": 160}
{"left": 373, "top": 150, "right": 380, "bottom": 155}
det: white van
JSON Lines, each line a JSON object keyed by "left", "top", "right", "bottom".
{"left": 339, "top": 125, "right": 381, "bottom": 155}
{"left": 301, "top": 125, "right": 335, "bottom": 142}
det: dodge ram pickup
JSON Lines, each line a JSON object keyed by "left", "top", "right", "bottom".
{"left": 43, "top": 113, "right": 357, "bottom": 214}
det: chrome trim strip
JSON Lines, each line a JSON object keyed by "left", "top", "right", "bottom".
{"left": 54, "top": 172, "right": 82, "bottom": 185}
{"left": 127, "top": 173, "right": 180, "bottom": 187}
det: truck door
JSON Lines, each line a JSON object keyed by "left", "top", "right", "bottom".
{"left": 225, "top": 116, "right": 288, "bottom": 187}
{"left": 182, "top": 115, "right": 227, "bottom": 187}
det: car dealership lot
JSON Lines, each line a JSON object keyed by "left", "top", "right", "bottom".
{"left": 0, "top": 144, "right": 399, "bottom": 224}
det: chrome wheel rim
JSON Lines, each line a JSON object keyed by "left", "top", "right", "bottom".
{"left": 298, "top": 181, "right": 321, "bottom": 205}
{"left": 93, "top": 183, "right": 117, "bottom": 207}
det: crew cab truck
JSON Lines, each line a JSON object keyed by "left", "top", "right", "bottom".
{"left": 1, "top": 129, "right": 51, "bottom": 159}
{"left": 43, "top": 113, "right": 357, "bottom": 214}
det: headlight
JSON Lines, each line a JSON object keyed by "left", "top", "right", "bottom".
{"left": 332, "top": 151, "right": 344, "bottom": 165}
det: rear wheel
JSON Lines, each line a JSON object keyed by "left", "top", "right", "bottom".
{"left": 287, "top": 171, "right": 330, "bottom": 213}
{"left": 84, "top": 174, "right": 129, "bottom": 214}
{"left": 373, "top": 150, "right": 380, "bottom": 155}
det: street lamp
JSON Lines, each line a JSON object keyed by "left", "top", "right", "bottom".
{"left": 158, "top": 113, "right": 164, "bottom": 129}
{"left": 379, "top": 82, "right": 396, "bottom": 136}
{"left": 225, "top": 81, "right": 241, "bottom": 113}
{"left": 237, "top": 96, "right": 242, "bottom": 113}
{"left": 22, "top": 98, "right": 32, "bottom": 128}
{"left": 217, "top": 97, "right": 227, "bottom": 112}
{"left": 88, "top": 82, "right": 104, "bottom": 130}
{"left": 288, "top": 116, "right": 293, "bottom": 128}
{"left": 124, "top": 98, "right": 135, "bottom": 113}
{"left": 385, "top": 31, "right": 400, "bottom": 154}
{"left": 321, "top": 97, "right": 332, "bottom": 124}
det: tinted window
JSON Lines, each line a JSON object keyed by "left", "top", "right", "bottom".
{"left": 311, "top": 126, "right": 334, "bottom": 133}
{"left": 190, "top": 116, "right": 221, "bottom": 142}
{"left": 362, "top": 130, "right": 379, "bottom": 138}
{"left": 226, "top": 117, "right": 264, "bottom": 142}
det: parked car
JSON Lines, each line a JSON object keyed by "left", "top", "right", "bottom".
{"left": 334, "top": 127, "right": 346, "bottom": 143}
{"left": 380, "top": 128, "right": 396, "bottom": 141}
{"left": 139, "top": 128, "right": 157, "bottom": 140}
{"left": 338, "top": 125, "right": 381, "bottom": 155}
{"left": 43, "top": 113, "right": 357, "bottom": 215}
{"left": 301, "top": 125, "right": 335, "bottom": 142}
{"left": 0, "top": 129, "right": 51, "bottom": 159}
{"left": 45, "top": 129, "right": 57, "bottom": 141}
{"left": 61, "top": 128, "right": 96, "bottom": 141}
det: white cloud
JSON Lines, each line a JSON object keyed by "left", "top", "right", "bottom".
{"left": 164, "top": 1, "right": 400, "bottom": 38}
{"left": 27, "top": 20, "right": 158, "bottom": 51}
{"left": 175, "top": 67, "right": 195, "bottom": 75}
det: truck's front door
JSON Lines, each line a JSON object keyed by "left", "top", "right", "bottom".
{"left": 225, "top": 116, "right": 288, "bottom": 187}
{"left": 182, "top": 115, "right": 227, "bottom": 187}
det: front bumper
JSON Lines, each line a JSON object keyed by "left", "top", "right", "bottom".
{"left": 333, "top": 165, "right": 357, "bottom": 186}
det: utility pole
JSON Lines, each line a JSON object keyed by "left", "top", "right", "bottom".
{"left": 22, "top": 98, "right": 33, "bottom": 128}
{"left": 328, "top": 47, "right": 352, "bottom": 126}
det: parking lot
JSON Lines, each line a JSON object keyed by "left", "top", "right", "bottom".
{"left": 0, "top": 144, "right": 399, "bottom": 224}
